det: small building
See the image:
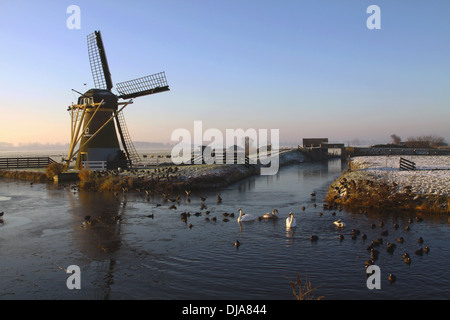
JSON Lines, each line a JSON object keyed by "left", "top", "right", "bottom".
{"left": 303, "top": 138, "right": 328, "bottom": 148}
{"left": 302, "top": 138, "right": 344, "bottom": 160}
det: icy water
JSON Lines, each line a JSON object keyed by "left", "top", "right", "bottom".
{"left": 0, "top": 159, "right": 449, "bottom": 300}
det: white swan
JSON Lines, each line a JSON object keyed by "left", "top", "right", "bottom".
{"left": 262, "top": 209, "right": 279, "bottom": 219}
{"left": 237, "top": 208, "right": 255, "bottom": 223}
{"left": 286, "top": 212, "right": 296, "bottom": 228}
{"left": 333, "top": 219, "right": 345, "bottom": 228}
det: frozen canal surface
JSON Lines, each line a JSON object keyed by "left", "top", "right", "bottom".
{"left": 0, "top": 159, "right": 449, "bottom": 300}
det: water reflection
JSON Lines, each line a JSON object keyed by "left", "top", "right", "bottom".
{"left": 68, "top": 191, "right": 124, "bottom": 299}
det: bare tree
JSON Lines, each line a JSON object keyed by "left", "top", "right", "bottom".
{"left": 390, "top": 134, "right": 402, "bottom": 145}
{"left": 406, "top": 135, "right": 447, "bottom": 148}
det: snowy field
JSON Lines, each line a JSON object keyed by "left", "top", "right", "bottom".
{"left": 351, "top": 155, "right": 450, "bottom": 197}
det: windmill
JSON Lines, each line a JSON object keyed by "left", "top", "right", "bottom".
{"left": 66, "top": 30, "right": 169, "bottom": 170}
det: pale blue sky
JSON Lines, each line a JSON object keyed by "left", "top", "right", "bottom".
{"left": 0, "top": 0, "right": 449, "bottom": 146}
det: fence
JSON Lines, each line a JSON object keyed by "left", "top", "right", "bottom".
{"left": 191, "top": 152, "right": 255, "bottom": 167}
{"left": 0, "top": 157, "right": 56, "bottom": 169}
{"left": 83, "top": 161, "right": 107, "bottom": 171}
{"left": 399, "top": 157, "right": 416, "bottom": 171}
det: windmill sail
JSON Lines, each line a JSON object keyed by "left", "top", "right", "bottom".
{"left": 87, "top": 31, "right": 113, "bottom": 90}
{"left": 116, "top": 72, "right": 169, "bottom": 99}
{"left": 115, "top": 111, "right": 141, "bottom": 165}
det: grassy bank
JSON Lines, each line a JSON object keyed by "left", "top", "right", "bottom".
{"left": 77, "top": 163, "right": 259, "bottom": 193}
{"left": 0, "top": 169, "right": 49, "bottom": 183}
{"left": 76, "top": 149, "right": 305, "bottom": 193}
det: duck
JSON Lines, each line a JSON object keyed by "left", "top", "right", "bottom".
{"left": 235, "top": 240, "right": 240, "bottom": 248}
{"left": 404, "top": 256, "right": 412, "bottom": 265}
{"left": 386, "top": 242, "right": 396, "bottom": 254}
{"left": 374, "top": 238, "right": 383, "bottom": 246}
{"left": 415, "top": 248, "right": 423, "bottom": 256}
{"left": 82, "top": 215, "right": 93, "bottom": 227}
{"left": 237, "top": 208, "right": 255, "bottom": 223}
{"left": 286, "top": 212, "right": 296, "bottom": 228}
{"left": 417, "top": 237, "right": 423, "bottom": 244}
{"left": 388, "top": 274, "right": 397, "bottom": 283}
{"left": 310, "top": 235, "right": 319, "bottom": 242}
{"left": 424, "top": 246, "right": 430, "bottom": 253}
{"left": 263, "top": 209, "right": 279, "bottom": 219}
{"left": 371, "top": 248, "right": 380, "bottom": 260}
{"left": 0, "top": 212, "right": 4, "bottom": 217}
{"left": 338, "top": 234, "right": 344, "bottom": 241}
{"left": 333, "top": 219, "right": 345, "bottom": 228}
{"left": 397, "top": 237, "right": 404, "bottom": 243}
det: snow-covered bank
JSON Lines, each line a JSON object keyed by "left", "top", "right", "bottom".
{"left": 327, "top": 155, "right": 449, "bottom": 213}
{"left": 77, "top": 149, "right": 306, "bottom": 192}
{"left": 351, "top": 156, "right": 450, "bottom": 197}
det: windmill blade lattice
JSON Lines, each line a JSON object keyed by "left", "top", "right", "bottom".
{"left": 87, "top": 31, "right": 113, "bottom": 90}
{"left": 116, "top": 72, "right": 169, "bottom": 99}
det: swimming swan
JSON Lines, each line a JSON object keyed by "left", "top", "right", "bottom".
{"left": 237, "top": 208, "right": 255, "bottom": 223}
{"left": 263, "top": 209, "right": 279, "bottom": 219}
{"left": 333, "top": 219, "right": 346, "bottom": 228}
{"left": 286, "top": 212, "right": 296, "bottom": 228}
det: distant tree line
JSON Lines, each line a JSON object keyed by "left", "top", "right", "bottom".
{"left": 389, "top": 134, "right": 447, "bottom": 148}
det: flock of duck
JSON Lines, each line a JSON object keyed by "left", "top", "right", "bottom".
{"left": 163, "top": 189, "right": 432, "bottom": 284}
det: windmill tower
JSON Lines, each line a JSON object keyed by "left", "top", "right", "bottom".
{"left": 66, "top": 30, "right": 169, "bottom": 170}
